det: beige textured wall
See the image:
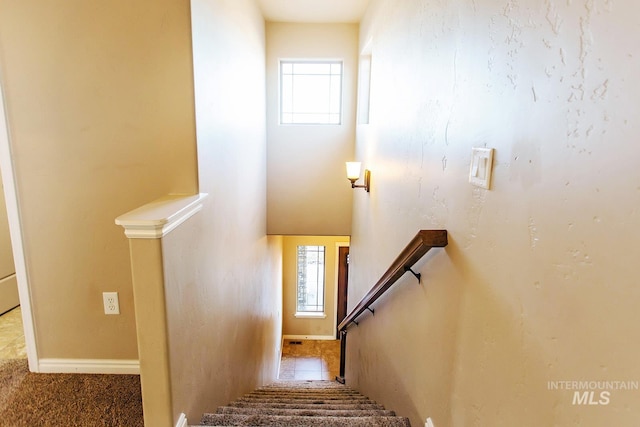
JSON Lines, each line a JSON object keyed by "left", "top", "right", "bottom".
{"left": 127, "top": 237, "right": 173, "bottom": 427}
{"left": 181, "top": 0, "right": 283, "bottom": 423}
{"left": 163, "top": 217, "right": 283, "bottom": 425}
{"left": 282, "top": 236, "right": 348, "bottom": 338}
{"left": 0, "top": 0, "right": 197, "bottom": 360}
{"left": 346, "top": 1, "right": 640, "bottom": 426}
{"left": 266, "top": 23, "right": 358, "bottom": 236}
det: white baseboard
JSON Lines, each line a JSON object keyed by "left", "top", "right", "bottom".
{"left": 175, "top": 413, "right": 188, "bottom": 427}
{"left": 283, "top": 334, "right": 336, "bottom": 341}
{"left": 38, "top": 358, "right": 140, "bottom": 374}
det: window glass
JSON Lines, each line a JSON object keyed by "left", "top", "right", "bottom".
{"left": 280, "top": 61, "right": 342, "bottom": 125}
{"left": 296, "top": 245, "right": 325, "bottom": 313}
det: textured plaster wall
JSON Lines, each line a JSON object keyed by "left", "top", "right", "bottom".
{"left": 0, "top": 0, "right": 197, "bottom": 360}
{"left": 346, "top": 1, "right": 640, "bottom": 426}
{"left": 181, "top": 0, "right": 283, "bottom": 423}
{"left": 163, "top": 218, "right": 282, "bottom": 425}
{"left": 266, "top": 23, "right": 358, "bottom": 236}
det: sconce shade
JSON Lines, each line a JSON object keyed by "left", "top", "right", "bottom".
{"left": 345, "top": 161, "right": 371, "bottom": 192}
{"left": 346, "top": 162, "right": 362, "bottom": 181}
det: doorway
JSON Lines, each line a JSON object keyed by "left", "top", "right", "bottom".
{"left": 0, "top": 81, "right": 37, "bottom": 369}
{"left": 278, "top": 237, "right": 348, "bottom": 381}
{"left": 0, "top": 173, "right": 19, "bottom": 315}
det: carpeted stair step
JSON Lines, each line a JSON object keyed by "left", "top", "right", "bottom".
{"left": 242, "top": 393, "right": 364, "bottom": 400}
{"left": 195, "top": 381, "right": 411, "bottom": 427}
{"left": 240, "top": 392, "right": 368, "bottom": 398}
{"left": 235, "top": 396, "right": 372, "bottom": 405}
{"left": 227, "top": 401, "right": 386, "bottom": 410}
{"left": 250, "top": 388, "right": 361, "bottom": 392}
{"left": 215, "top": 406, "right": 396, "bottom": 417}
{"left": 257, "top": 382, "right": 357, "bottom": 388}
{"left": 200, "top": 413, "right": 411, "bottom": 426}
{"left": 243, "top": 387, "right": 366, "bottom": 396}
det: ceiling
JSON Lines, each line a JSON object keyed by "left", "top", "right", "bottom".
{"left": 256, "top": 0, "right": 371, "bottom": 23}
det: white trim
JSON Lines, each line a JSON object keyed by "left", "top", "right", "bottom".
{"left": 294, "top": 312, "right": 326, "bottom": 319}
{"left": 334, "top": 241, "right": 349, "bottom": 339}
{"left": 0, "top": 75, "right": 39, "bottom": 371}
{"left": 283, "top": 334, "right": 336, "bottom": 341}
{"left": 38, "top": 358, "right": 140, "bottom": 375}
{"left": 175, "top": 413, "right": 188, "bottom": 427}
{"left": 115, "top": 193, "right": 208, "bottom": 239}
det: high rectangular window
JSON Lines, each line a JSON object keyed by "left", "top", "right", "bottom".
{"left": 357, "top": 54, "right": 371, "bottom": 125}
{"left": 280, "top": 61, "right": 342, "bottom": 125}
{"left": 296, "top": 245, "right": 326, "bottom": 313}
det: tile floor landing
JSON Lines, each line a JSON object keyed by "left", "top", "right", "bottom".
{"left": 278, "top": 338, "right": 340, "bottom": 381}
{"left": 0, "top": 306, "right": 27, "bottom": 359}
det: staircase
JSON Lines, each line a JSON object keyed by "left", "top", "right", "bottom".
{"left": 195, "top": 380, "right": 411, "bottom": 426}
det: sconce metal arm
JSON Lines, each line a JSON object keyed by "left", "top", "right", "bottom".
{"left": 348, "top": 169, "right": 371, "bottom": 192}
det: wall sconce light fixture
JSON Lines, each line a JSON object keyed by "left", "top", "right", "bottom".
{"left": 346, "top": 162, "right": 371, "bottom": 192}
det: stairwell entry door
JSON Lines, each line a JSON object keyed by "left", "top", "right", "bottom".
{"left": 336, "top": 246, "right": 349, "bottom": 339}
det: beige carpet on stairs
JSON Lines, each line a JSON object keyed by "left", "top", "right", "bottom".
{"left": 197, "top": 380, "right": 411, "bottom": 427}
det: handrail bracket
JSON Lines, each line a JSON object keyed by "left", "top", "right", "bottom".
{"left": 404, "top": 266, "right": 421, "bottom": 283}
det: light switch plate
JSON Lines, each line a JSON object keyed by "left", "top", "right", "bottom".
{"left": 469, "top": 147, "right": 494, "bottom": 189}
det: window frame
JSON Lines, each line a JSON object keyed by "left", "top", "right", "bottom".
{"left": 295, "top": 245, "right": 326, "bottom": 317}
{"left": 279, "top": 59, "right": 344, "bottom": 126}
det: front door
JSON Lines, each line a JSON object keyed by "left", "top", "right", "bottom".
{"left": 336, "top": 246, "right": 349, "bottom": 338}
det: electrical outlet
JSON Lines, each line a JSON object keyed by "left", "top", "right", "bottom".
{"left": 102, "top": 292, "right": 120, "bottom": 315}
{"left": 425, "top": 417, "right": 435, "bottom": 427}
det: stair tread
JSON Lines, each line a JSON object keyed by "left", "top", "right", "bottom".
{"left": 234, "top": 399, "right": 376, "bottom": 406}
{"left": 243, "top": 393, "right": 366, "bottom": 398}
{"left": 197, "top": 382, "right": 410, "bottom": 426}
{"left": 215, "top": 407, "right": 396, "bottom": 417}
{"left": 247, "top": 389, "right": 362, "bottom": 396}
{"left": 237, "top": 395, "right": 370, "bottom": 401}
{"left": 199, "top": 414, "right": 411, "bottom": 426}
{"left": 248, "top": 386, "right": 358, "bottom": 392}
{"left": 259, "top": 382, "right": 354, "bottom": 388}
{"left": 246, "top": 394, "right": 362, "bottom": 399}
{"left": 228, "top": 402, "right": 385, "bottom": 410}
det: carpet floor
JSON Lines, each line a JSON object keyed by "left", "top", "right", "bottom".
{"left": 0, "top": 359, "right": 143, "bottom": 427}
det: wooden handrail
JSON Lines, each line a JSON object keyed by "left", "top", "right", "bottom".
{"left": 337, "top": 230, "right": 448, "bottom": 332}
